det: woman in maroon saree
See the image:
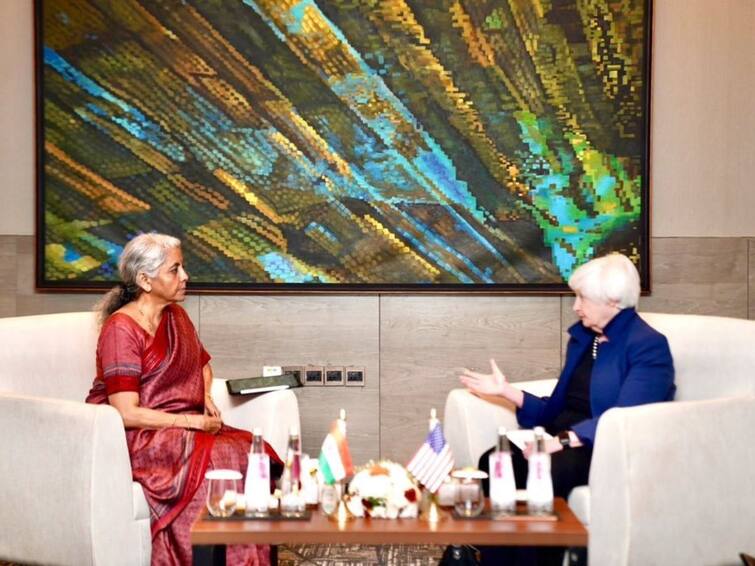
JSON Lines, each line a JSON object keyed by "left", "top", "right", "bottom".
{"left": 86, "top": 233, "right": 281, "bottom": 566}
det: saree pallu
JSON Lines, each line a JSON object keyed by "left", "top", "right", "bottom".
{"left": 86, "top": 304, "right": 281, "bottom": 566}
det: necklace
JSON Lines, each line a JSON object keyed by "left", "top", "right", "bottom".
{"left": 592, "top": 335, "right": 601, "bottom": 360}
{"left": 137, "top": 305, "right": 156, "bottom": 334}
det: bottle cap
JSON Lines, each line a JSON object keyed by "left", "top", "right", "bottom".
{"left": 497, "top": 425, "right": 507, "bottom": 436}
{"left": 289, "top": 425, "right": 299, "bottom": 436}
{"left": 253, "top": 427, "right": 262, "bottom": 436}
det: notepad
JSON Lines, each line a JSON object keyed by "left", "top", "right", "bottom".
{"left": 225, "top": 373, "right": 301, "bottom": 396}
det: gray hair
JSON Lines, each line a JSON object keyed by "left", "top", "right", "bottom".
{"left": 97, "top": 233, "right": 181, "bottom": 323}
{"left": 568, "top": 253, "right": 640, "bottom": 309}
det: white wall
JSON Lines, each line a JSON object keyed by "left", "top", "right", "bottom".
{"left": 0, "top": 0, "right": 34, "bottom": 235}
{"left": 1, "top": 0, "right": 754, "bottom": 237}
{"left": 650, "top": 0, "right": 755, "bottom": 236}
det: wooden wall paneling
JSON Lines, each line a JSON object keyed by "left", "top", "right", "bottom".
{"left": 749, "top": 239, "right": 755, "bottom": 320}
{"left": 560, "top": 295, "right": 577, "bottom": 360}
{"left": 640, "top": 238, "right": 748, "bottom": 318}
{"left": 198, "top": 296, "right": 380, "bottom": 464}
{"left": 0, "top": 236, "right": 17, "bottom": 316}
{"left": 379, "top": 296, "right": 561, "bottom": 464}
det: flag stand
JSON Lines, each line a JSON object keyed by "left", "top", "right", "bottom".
{"left": 328, "top": 479, "right": 354, "bottom": 525}
{"left": 419, "top": 488, "right": 447, "bottom": 523}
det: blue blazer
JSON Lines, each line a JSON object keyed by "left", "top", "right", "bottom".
{"left": 516, "top": 308, "right": 675, "bottom": 445}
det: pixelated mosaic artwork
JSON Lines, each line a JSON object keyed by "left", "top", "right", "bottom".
{"left": 36, "top": 0, "right": 650, "bottom": 291}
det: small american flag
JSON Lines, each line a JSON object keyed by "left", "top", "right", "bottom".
{"left": 407, "top": 422, "right": 454, "bottom": 493}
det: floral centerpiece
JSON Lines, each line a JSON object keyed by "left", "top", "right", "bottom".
{"left": 345, "top": 460, "right": 420, "bottom": 519}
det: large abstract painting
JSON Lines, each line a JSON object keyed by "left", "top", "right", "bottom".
{"left": 36, "top": 0, "right": 651, "bottom": 291}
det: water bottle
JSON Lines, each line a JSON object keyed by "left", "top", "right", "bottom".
{"left": 280, "top": 426, "right": 306, "bottom": 517}
{"left": 489, "top": 426, "right": 517, "bottom": 517}
{"left": 526, "top": 426, "right": 553, "bottom": 515}
{"left": 244, "top": 427, "right": 270, "bottom": 517}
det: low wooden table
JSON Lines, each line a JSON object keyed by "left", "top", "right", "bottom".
{"left": 191, "top": 498, "right": 587, "bottom": 565}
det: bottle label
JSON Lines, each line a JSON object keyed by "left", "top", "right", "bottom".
{"left": 245, "top": 453, "right": 270, "bottom": 512}
{"left": 489, "top": 452, "right": 516, "bottom": 512}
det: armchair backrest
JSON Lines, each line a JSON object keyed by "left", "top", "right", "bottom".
{"left": 0, "top": 311, "right": 98, "bottom": 401}
{"left": 640, "top": 312, "right": 755, "bottom": 401}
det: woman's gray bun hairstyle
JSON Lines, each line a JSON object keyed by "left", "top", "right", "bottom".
{"left": 96, "top": 233, "right": 181, "bottom": 323}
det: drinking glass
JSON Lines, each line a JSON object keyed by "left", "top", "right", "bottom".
{"left": 451, "top": 468, "right": 487, "bottom": 518}
{"left": 205, "top": 469, "right": 242, "bottom": 517}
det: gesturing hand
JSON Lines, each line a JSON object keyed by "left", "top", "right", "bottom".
{"left": 459, "top": 358, "right": 509, "bottom": 397}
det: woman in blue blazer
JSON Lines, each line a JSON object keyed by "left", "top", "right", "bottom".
{"left": 460, "top": 253, "right": 675, "bottom": 565}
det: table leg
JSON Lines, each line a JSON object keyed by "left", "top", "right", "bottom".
{"left": 192, "top": 544, "right": 226, "bottom": 566}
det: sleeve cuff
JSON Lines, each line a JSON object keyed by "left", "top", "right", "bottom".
{"left": 105, "top": 375, "right": 141, "bottom": 395}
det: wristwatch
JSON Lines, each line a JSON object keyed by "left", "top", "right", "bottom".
{"left": 557, "top": 431, "right": 572, "bottom": 449}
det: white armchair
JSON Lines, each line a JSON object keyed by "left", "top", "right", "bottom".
{"left": 0, "top": 311, "right": 300, "bottom": 566}
{"left": 444, "top": 312, "right": 755, "bottom": 565}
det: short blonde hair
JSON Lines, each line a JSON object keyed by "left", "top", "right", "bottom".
{"left": 568, "top": 253, "right": 640, "bottom": 309}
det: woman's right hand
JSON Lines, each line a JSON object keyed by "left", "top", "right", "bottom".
{"left": 459, "top": 358, "right": 509, "bottom": 397}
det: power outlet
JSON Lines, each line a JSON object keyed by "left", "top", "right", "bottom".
{"left": 304, "top": 366, "right": 324, "bottom": 386}
{"left": 324, "top": 366, "right": 344, "bottom": 386}
{"left": 282, "top": 365, "right": 304, "bottom": 386}
{"left": 344, "top": 366, "right": 366, "bottom": 387}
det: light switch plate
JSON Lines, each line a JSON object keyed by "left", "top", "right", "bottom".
{"left": 262, "top": 365, "right": 283, "bottom": 377}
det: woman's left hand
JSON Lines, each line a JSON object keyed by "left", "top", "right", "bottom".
{"left": 523, "top": 437, "right": 563, "bottom": 458}
{"left": 204, "top": 396, "right": 221, "bottom": 418}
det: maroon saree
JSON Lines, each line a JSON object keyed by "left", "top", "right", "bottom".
{"left": 86, "top": 304, "right": 280, "bottom": 566}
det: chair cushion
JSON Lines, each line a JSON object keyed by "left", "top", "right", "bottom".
{"left": 568, "top": 485, "right": 590, "bottom": 526}
{"left": 132, "top": 482, "right": 149, "bottom": 521}
{"left": 640, "top": 313, "right": 755, "bottom": 401}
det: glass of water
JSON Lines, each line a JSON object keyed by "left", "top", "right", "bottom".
{"left": 205, "top": 469, "right": 242, "bottom": 517}
{"left": 452, "top": 468, "right": 487, "bottom": 518}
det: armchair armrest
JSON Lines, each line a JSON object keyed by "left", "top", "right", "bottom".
{"left": 590, "top": 396, "right": 755, "bottom": 566}
{"left": 211, "top": 379, "right": 301, "bottom": 459}
{"left": 443, "top": 379, "right": 557, "bottom": 467}
{"left": 0, "top": 393, "right": 148, "bottom": 566}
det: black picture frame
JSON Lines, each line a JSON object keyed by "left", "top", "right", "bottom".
{"left": 35, "top": 0, "right": 652, "bottom": 293}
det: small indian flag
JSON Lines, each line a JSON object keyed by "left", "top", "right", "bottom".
{"left": 318, "top": 418, "right": 354, "bottom": 485}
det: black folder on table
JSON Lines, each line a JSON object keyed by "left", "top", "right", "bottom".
{"left": 225, "top": 372, "right": 301, "bottom": 396}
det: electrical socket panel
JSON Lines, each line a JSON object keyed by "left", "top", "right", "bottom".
{"left": 344, "top": 366, "right": 366, "bottom": 387}
{"left": 286, "top": 365, "right": 364, "bottom": 386}
{"left": 303, "top": 366, "right": 324, "bottom": 386}
{"left": 324, "top": 366, "right": 344, "bottom": 386}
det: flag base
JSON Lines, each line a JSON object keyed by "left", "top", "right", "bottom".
{"left": 419, "top": 489, "right": 448, "bottom": 523}
{"left": 326, "top": 480, "right": 354, "bottom": 525}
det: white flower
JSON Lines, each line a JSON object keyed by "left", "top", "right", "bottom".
{"left": 345, "top": 495, "right": 364, "bottom": 517}
{"left": 346, "top": 460, "right": 420, "bottom": 519}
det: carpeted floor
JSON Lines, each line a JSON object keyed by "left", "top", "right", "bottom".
{"left": 2, "top": 545, "right": 445, "bottom": 565}
{"left": 278, "top": 544, "right": 444, "bottom": 565}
